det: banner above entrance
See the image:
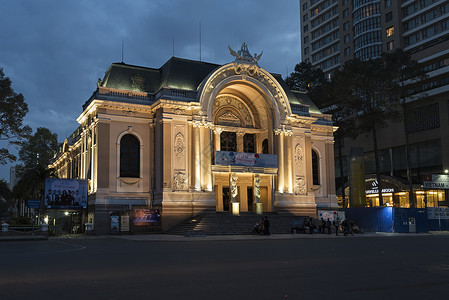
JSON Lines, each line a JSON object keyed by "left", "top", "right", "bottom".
{"left": 215, "top": 151, "right": 278, "bottom": 168}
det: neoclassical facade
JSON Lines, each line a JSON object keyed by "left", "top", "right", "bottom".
{"left": 50, "top": 44, "right": 337, "bottom": 234}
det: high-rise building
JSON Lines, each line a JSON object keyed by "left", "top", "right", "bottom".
{"left": 300, "top": 0, "right": 449, "bottom": 207}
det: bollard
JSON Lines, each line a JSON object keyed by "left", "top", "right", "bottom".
{"left": 41, "top": 223, "right": 48, "bottom": 232}
{"left": 85, "top": 223, "right": 93, "bottom": 235}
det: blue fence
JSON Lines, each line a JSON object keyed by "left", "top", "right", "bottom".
{"left": 344, "top": 208, "right": 449, "bottom": 233}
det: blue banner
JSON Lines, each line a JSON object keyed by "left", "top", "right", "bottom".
{"left": 215, "top": 151, "right": 278, "bottom": 168}
{"left": 27, "top": 199, "right": 41, "bottom": 209}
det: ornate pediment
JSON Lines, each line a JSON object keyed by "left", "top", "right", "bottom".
{"left": 217, "top": 110, "right": 242, "bottom": 127}
{"left": 228, "top": 43, "right": 263, "bottom": 79}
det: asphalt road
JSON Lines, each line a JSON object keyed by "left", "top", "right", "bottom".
{"left": 1, "top": 235, "right": 449, "bottom": 300}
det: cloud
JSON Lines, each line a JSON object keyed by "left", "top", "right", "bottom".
{"left": 0, "top": 0, "right": 302, "bottom": 180}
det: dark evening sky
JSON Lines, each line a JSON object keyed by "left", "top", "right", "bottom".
{"left": 0, "top": 0, "right": 302, "bottom": 182}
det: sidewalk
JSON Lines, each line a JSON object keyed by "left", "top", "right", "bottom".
{"left": 3, "top": 231, "right": 447, "bottom": 242}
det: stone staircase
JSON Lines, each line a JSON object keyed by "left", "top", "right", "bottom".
{"left": 165, "top": 213, "right": 307, "bottom": 236}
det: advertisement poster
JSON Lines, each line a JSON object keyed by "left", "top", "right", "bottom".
{"left": 428, "top": 207, "right": 449, "bottom": 219}
{"left": 318, "top": 210, "right": 339, "bottom": 222}
{"left": 215, "top": 151, "right": 278, "bottom": 168}
{"left": 133, "top": 208, "right": 161, "bottom": 226}
{"left": 121, "top": 215, "right": 130, "bottom": 231}
{"left": 110, "top": 213, "right": 120, "bottom": 232}
{"left": 45, "top": 178, "right": 88, "bottom": 209}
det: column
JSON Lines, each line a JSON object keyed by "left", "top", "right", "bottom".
{"left": 214, "top": 128, "right": 222, "bottom": 152}
{"left": 276, "top": 132, "right": 284, "bottom": 193}
{"left": 193, "top": 124, "right": 201, "bottom": 191}
{"left": 162, "top": 118, "right": 172, "bottom": 190}
{"left": 200, "top": 125, "right": 212, "bottom": 191}
{"left": 286, "top": 134, "right": 293, "bottom": 194}
{"left": 237, "top": 132, "right": 244, "bottom": 153}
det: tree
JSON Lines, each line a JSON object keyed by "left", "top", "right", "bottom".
{"left": 0, "top": 179, "right": 12, "bottom": 219}
{"left": 18, "top": 127, "right": 58, "bottom": 170}
{"left": 321, "top": 66, "right": 363, "bottom": 207}
{"left": 13, "top": 164, "right": 57, "bottom": 217}
{"left": 381, "top": 49, "right": 427, "bottom": 207}
{"left": 348, "top": 58, "right": 401, "bottom": 206}
{"left": 285, "top": 62, "right": 329, "bottom": 105}
{"left": 0, "top": 67, "right": 31, "bottom": 164}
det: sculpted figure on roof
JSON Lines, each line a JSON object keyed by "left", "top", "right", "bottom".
{"left": 228, "top": 43, "right": 263, "bottom": 78}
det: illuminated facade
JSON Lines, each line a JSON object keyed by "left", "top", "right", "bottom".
{"left": 50, "top": 44, "right": 337, "bottom": 234}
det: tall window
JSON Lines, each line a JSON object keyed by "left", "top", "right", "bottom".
{"left": 220, "top": 131, "right": 237, "bottom": 152}
{"left": 262, "top": 139, "right": 269, "bottom": 154}
{"left": 312, "top": 149, "right": 320, "bottom": 185}
{"left": 120, "top": 134, "right": 140, "bottom": 178}
{"left": 243, "top": 134, "right": 255, "bottom": 153}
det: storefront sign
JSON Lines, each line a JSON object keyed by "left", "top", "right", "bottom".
{"left": 45, "top": 178, "right": 88, "bottom": 209}
{"left": 365, "top": 180, "right": 395, "bottom": 195}
{"left": 423, "top": 174, "right": 449, "bottom": 189}
{"left": 215, "top": 151, "right": 278, "bottom": 168}
{"left": 427, "top": 207, "right": 449, "bottom": 219}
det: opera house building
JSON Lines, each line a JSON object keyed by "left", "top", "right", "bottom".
{"left": 50, "top": 44, "right": 337, "bottom": 234}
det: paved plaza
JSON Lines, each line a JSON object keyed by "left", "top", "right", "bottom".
{"left": 1, "top": 233, "right": 449, "bottom": 300}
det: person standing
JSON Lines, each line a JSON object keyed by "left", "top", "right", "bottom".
{"left": 263, "top": 216, "right": 270, "bottom": 235}
{"left": 333, "top": 217, "right": 340, "bottom": 236}
{"left": 326, "top": 218, "right": 332, "bottom": 234}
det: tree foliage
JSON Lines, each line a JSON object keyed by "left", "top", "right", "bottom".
{"left": 13, "top": 165, "right": 57, "bottom": 211}
{"left": 18, "top": 127, "right": 58, "bottom": 170}
{"left": 0, "top": 67, "right": 31, "bottom": 164}
{"left": 285, "top": 62, "right": 329, "bottom": 106}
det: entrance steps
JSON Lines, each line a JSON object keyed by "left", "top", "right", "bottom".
{"left": 165, "top": 213, "right": 306, "bottom": 236}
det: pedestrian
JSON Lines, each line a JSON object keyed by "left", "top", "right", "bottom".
{"left": 319, "top": 217, "right": 326, "bottom": 233}
{"left": 259, "top": 218, "right": 265, "bottom": 235}
{"left": 326, "top": 218, "right": 332, "bottom": 234}
{"left": 263, "top": 216, "right": 270, "bottom": 235}
{"left": 309, "top": 217, "right": 315, "bottom": 234}
{"left": 333, "top": 217, "right": 340, "bottom": 236}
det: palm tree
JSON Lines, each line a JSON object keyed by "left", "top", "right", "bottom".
{"left": 13, "top": 165, "right": 57, "bottom": 219}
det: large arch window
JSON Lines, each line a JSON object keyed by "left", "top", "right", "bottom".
{"left": 220, "top": 131, "right": 237, "bottom": 152}
{"left": 120, "top": 134, "right": 140, "bottom": 178}
{"left": 312, "top": 149, "right": 320, "bottom": 185}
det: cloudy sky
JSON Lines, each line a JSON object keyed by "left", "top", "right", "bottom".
{"left": 0, "top": 0, "right": 302, "bottom": 182}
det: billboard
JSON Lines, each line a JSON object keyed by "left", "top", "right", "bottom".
{"left": 45, "top": 178, "right": 88, "bottom": 209}
{"left": 215, "top": 151, "right": 278, "bottom": 168}
{"left": 133, "top": 208, "right": 161, "bottom": 226}
{"left": 423, "top": 174, "right": 449, "bottom": 189}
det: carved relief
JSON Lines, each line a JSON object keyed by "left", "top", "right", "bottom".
{"left": 173, "top": 172, "right": 187, "bottom": 191}
{"left": 174, "top": 132, "right": 185, "bottom": 161}
{"left": 123, "top": 110, "right": 137, "bottom": 117}
{"left": 254, "top": 174, "right": 262, "bottom": 203}
{"left": 294, "top": 143, "right": 304, "bottom": 168}
{"left": 213, "top": 95, "right": 253, "bottom": 128}
{"left": 230, "top": 173, "right": 238, "bottom": 203}
{"left": 131, "top": 74, "right": 145, "bottom": 91}
{"left": 295, "top": 176, "right": 306, "bottom": 195}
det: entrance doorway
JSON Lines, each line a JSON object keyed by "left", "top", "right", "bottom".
{"left": 247, "top": 187, "right": 253, "bottom": 212}
{"left": 223, "top": 187, "right": 230, "bottom": 212}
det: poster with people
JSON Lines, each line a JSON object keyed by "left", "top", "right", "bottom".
{"left": 45, "top": 178, "right": 88, "bottom": 209}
